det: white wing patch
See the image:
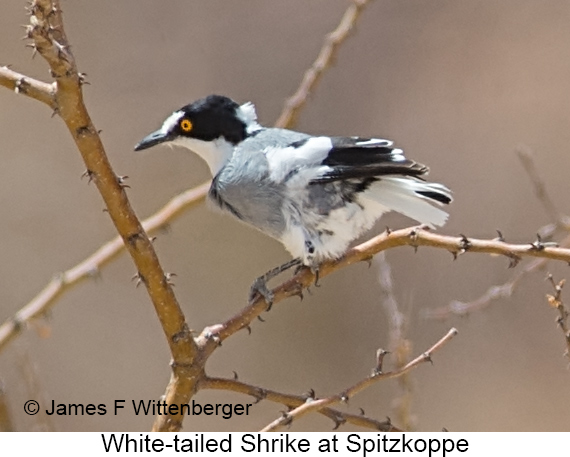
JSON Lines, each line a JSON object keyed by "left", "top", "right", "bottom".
{"left": 265, "top": 136, "right": 333, "bottom": 182}
{"left": 354, "top": 138, "right": 393, "bottom": 147}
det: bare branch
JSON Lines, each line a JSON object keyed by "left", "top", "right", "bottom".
{"left": 0, "top": 66, "right": 56, "bottom": 109}
{"left": 274, "top": 0, "right": 373, "bottom": 129}
{"left": 516, "top": 145, "right": 568, "bottom": 229}
{"left": 201, "top": 377, "right": 398, "bottom": 432}
{"left": 196, "top": 227, "right": 570, "bottom": 356}
{"left": 375, "top": 254, "right": 414, "bottom": 430}
{"left": 0, "top": 183, "right": 209, "bottom": 353}
{"left": 260, "top": 328, "right": 458, "bottom": 432}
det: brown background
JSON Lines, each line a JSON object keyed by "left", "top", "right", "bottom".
{"left": 1, "top": 0, "right": 570, "bottom": 432}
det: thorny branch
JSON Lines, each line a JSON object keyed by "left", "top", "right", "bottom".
{"left": 545, "top": 274, "right": 570, "bottom": 360}
{"left": 2, "top": 0, "right": 198, "bottom": 432}
{"left": 259, "top": 328, "right": 458, "bottom": 432}
{"left": 274, "top": 0, "right": 373, "bottom": 129}
{"left": 201, "top": 377, "right": 399, "bottom": 432}
{"left": 425, "top": 147, "right": 570, "bottom": 320}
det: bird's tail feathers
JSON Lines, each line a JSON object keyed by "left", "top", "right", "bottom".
{"left": 365, "top": 177, "right": 452, "bottom": 228}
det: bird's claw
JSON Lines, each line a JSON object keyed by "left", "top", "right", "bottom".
{"left": 249, "top": 276, "right": 275, "bottom": 310}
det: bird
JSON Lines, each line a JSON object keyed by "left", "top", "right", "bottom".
{"left": 135, "top": 94, "right": 452, "bottom": 306}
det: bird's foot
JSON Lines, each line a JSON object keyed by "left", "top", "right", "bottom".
{"left": 249, "top": 258, "right": 302, "bottom": 310}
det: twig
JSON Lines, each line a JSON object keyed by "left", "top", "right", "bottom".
{"left": 274, "top": 0, "right": 373, "bottom": 129}
{"left": 425, "top": 143, "right": 570, "bottom": 321}
{"left": 375, "top": 253, "right": 414, "bottom": 430}
{"left": 0, "top": 66, "right": 56, "bottom": 109}
{"left": 545, "top": 274, "right": 570, "bottom": 360}
{"left": 201, "top": 377, "right": 398, "bottom": 431}
{"left": 259, "top": 328, "right": 458, "bottom": 432}
{"left": 516, "top": 145, "right": 568, "bottom": 229}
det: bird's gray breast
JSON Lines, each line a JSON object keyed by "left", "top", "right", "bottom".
{"left": 209, "top": 147, "right": 287, "bottom": 239}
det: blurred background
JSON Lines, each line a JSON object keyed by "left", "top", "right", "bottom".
{"left": 2, "top": 0, "right": 570, "bottom": 432}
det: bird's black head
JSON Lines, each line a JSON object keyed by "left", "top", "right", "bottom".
{"left": 134, "top": 95, "right": 251, "bottom": 151}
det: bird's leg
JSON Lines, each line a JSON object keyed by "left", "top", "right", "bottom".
{"left": 249, "top": 258, "right": 303, "bottom": 310}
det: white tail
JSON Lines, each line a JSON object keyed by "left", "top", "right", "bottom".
{"left": 364, "top": 177, "right": 452, "bottom": 228}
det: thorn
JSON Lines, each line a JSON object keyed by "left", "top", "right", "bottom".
{"left": 450, "top": 250, "right": 458, "bottom": 261}
{"left": 374, "top": 348, "right": 390, "bottom": 375}
{"left": 303, "top": 389, "right": 315, "bottom": 401}
{"left": 165, "top": 272, "right": 177, "bottom": 286}
{"left": 14, "top": 77, "right": 29, "bottom": 94}
{"left": 408, "top": 228, "right": 419, "bottom": 253}
{"left": 331, "top": 414, "right": 346, "bottom": 430}
{"left": 51, "top": 107, "right": 59, "bottom": 118}
{"left": 75, "top": 125, "right": 91, "bottom": 137}
{"left": 233, "top": 371, "right": 238, "bottom": 380}
{"left": 81, "top": 169, "right": 95, "bottom": 183}
{"left": 207, "top": 332, "right": 222, "bottom": 346}
{"left": 97, "top": 129, "right": 103, "bottom": 134}
{"left": 78, "top": 72, "right": 90, "bottom": 85}
{"left": 507, "top": 254, "right": 521, "bottom": 269}
{"left": 279, "top": 411, "right": 293, "bottom": 428}
{"left": 117, "top": 175, "right": 130, "bottom": 188}
{"left": 149, "top": 236, "right": 157, "bottom": 243}
{"left": 252, "top": 389, "right": 266, "bottom": 404}
{"left": 385, "top": 226, "right": 391, "bottom": 235}
{"left": 340, "top": 392, "right": 349, "bottom": 403}
{"left": 362, "top": 255, "right": 373, "bottom": 268}
{"left": 459, "top": 234, "right": 471, "bottom": 252}
{"left": 495, "top": 230, "right": 505, "bottom": 242}
{"left": 257, "top": 315, "right": 265, "bottom": 322}
{"left": 359, "top": 408, "right": 365, "bottom": 416}
{"left": 131, "top": 272, "right": 144, "bottom": 288}
{"left": 245, "top": 325, "right": 252, "bottom": 335}
{"left": 423, "top": 352, "right": 433, "bottom": 364}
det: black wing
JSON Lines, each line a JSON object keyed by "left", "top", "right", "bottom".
{"left": 310, "top": 137, "right": 428, "bottom": 184}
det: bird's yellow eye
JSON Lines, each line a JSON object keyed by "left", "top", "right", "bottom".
{"left": 180, "top": 119, "right": 192, "bottom": 132}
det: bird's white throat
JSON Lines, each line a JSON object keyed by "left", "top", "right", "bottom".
{"left": 172, "top": 136, "right": 234, "bottom": 176}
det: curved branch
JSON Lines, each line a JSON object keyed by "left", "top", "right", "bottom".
{"left": 260, "top": 328, "right": 458, "bottom": 432}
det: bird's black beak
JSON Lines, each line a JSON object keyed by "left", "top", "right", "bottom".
{"left": 134, "top": 129, "right": 174, "bottom": 151}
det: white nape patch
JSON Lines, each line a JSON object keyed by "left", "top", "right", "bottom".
{"left": 265, "top": 136, "right": 333, "bottom": 182}
{"left": 237, "top": 102, "right": 262, "bottom": 134}
{"left": 355, "top": 138, "right": 393, "bottom": 147}
{"left": 171, "top": 136, "right": 234, "bottom": 176}
{"left": 161, "top": 110, "right": 184, "bottom": 134}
